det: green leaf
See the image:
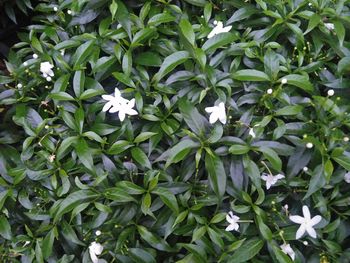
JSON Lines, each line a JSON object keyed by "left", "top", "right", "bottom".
{"left": 109, "top": 0, "right": 118, "bottom": 20}
{"left": 334, "top": 20, "right": 345, "bottom": 46}
{"left": 153, "top": 51, "right": 190, "bottom": 82}
{"left": 202, "top": 33, "right": 238, "bottom": 53}
{"left": 205, "top": 152, "right": 226, "bottom": 200}
{"left": 243, "top": 158, "right": 261, "bottom": 188}
{"left": 227, "top": 6, "right": 258, "bottom": 24}
{"left": 280, "top": 74, "right": 313, "bottom": 93}
{"left": 113, "top": 72, "right": 136, "bottom": 88}
{"left": 0, "top": 216, "right": 12, "bottom": 240}
{"left": 305, "top": 13, "right": 321, "bottom": 34}
{"left": 74, "top": 108, "right": 84, "bottom": 134}
{"left": 179, "top": 19, "right": 195, "bottom": 46}
{"left": 134, "top": 132, "right": 158, "bottom": 143}
{"left": 260, "top": 147, "right": 282, "bottom": 171}
{"left": 49, "top": 92, "right": 75, "bottom": 101}
{"left": 233, "top": 69, "right": 270, "bottom": 82}
{"left": 165, "top": 139, "right": 198, "bottom": 168}
{"left": 148, "top": 13, "right": 175, "bottom": 26}
{"left": 72, "top": 40, "right": 95, "bottom": 69}
{"left": 304, "top": 164, "right": 326, "bottom": 199}
{"left": 338, "top": 57, "right": 350, "bottom": 74}
{"left": 275, "top": 105, "right": 303, "bottom": 116}
{"left": 131, "top": 147, "right": 152, "bottom": 169}
{"left": 178, "top": 98, "right": 208, "bottom": 135}
{"left": 152, "top": 187, "right": 179, "bottom": 214}
{"left": 229, "top": 144, "right": 250, "bottom": 155}
{"left": 229, "top": 238, "right": 264, "bottom": 263}
{"left": 74, "top": 138, "right": 94, "bottom": 171}
{"left": 135, "top": 52, "right": 162, "bottom": 67}
{"left": 129, "top": 248, "right": 156, "bottom": 263}
{"left": 131, "top": 28, "right": 157, "bottom": 48}
{"left": 42, "top": 228, "right": 55, "bottom": 259}
{"left": 332, "top": 154, "right": 350, "bottom": 170}
{"left": 137, "top": 225, "right": 174, "bottom": 252}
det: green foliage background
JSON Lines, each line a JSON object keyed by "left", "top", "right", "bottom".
{"left": 1, "top": 0, "right": 350, "bottom": 262}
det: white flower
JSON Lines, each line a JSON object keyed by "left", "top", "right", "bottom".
{"left": 207, "top": 21, "right": 232, "bottom": 39}
{"left": 225, "top": 211, "right": 240, "bottom": 232}
{"left": 281, "top": 78, "right": 287, "bottom": 84}
{"left": 102, "top": 88, "right": 138, "bottom": 122}
{"left": 267, "top": 88, "right": 273, "bottom": 94}
{"left": 306, "top": 142, "right": 313, "bottom": 149}
{"left": 261, "top": 173, "right": 285, "bottom": 190}
{"left": 24, "top": 241, "right": 30, "bottom": 246}
{"left": 205, "top": 102, "right": 227, "bottom": 124}
{"left": 249, "top": 128, "right": 256, "bottom": 138}
{"left": 280, "top": 243, "right": 295, "bottom": 260}
{"left": 344, "top": 172, "right": 350, "bottom": 183}
{"left": 40, "top": 62, "right": 54, "bottom": 78}
{"left": 327, "top": 89, "right": 334, "bottom": 96}
{"left": 289, "top": 205, "right": 322, "bottom": 239}
{"left": 324, "top": 23, "right": 334, "bottom": 30}
{"left": 89, "top": 242, "right": 103, "bottom": 263}
{"left": 48, "top": 154, "right": 55, "bottom": 163}
{"left": 33, "top": 54, "right": 38, "bottom": 59}
{"left": 95, "top": 230, "right": 101, "bottom": 236}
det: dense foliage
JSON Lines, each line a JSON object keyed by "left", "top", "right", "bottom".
{"left": 1, "top": 0, "right": 350, "bottom": 262}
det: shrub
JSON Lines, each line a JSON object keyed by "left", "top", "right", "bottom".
{"left": 1, "top": 0, "right": 350, "bottom": 262}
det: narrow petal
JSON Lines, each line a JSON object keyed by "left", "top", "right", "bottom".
{"left": 209, "top": 111, "right": 219, "bottom": 124}
{"left": 289, "top": 215, "right": 304, "bottom": 224}
{"left": 118, "top": 110, "right": 126, "bottom": 121}
{"left": 114, "top": 88, "right": 121, "bottom": 97}
{"left": 266, "top": 181, "right": 271, "bottom": 190}
{"left": 261, "top": 174, "right": 268, "bottom": 181}
{"left": 102, "top": 102, "right": 112, "bottom": 112}
{"left": 306, "top": 226, "right": 317, "bottom": 238}
{"left": 225, "top": 224, "right": 235, "bottom": 231}
{"left": 226, "top": 213, "right": 234, "bottom": 224}
{"left": 295, "top": 224, "right": 306, "bottom": 239}
{"left": 205, "top": 106, "right": 214, "bottom": 113}
{"left": 302, "top": 206, "right": 311, "bottom": 220}
{"left": 310, "top": 215, "right": 322, "bottom": 226}
{"left": 276, "top": 174, "right": 285, "bottom": 180}
{"left": 222, "top": 25, "right": 232, "bottom": 32}
{"left": 102, "top": 95, "right": 114, "bottom": 101}
{"left": 128, "top": 98, "right": 135, "bottom": 108}
{"left": 233, "top": 223, "right": 239, "bottom": 231}
{"left": 109, "top": 105, "right": 120, "bottom": 113}
{"left": 219, "top": 113, "right": 227, "bottom": 124}
{"left": 126, "top": 108, "right": 138, "bottom": 116}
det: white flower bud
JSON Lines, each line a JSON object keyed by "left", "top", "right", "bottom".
{"left": 327, "top": 89, "right": 334, "bottom": 96}
{"left": 46, "top": 76, "right": 52, "bottom": 82}
{"left": 281, "top": 78, "right": 287, "bottom": 84}
{"left": 343, "top": 136, "right": 349, "bottom": 142}
{"left": 23, "top": 61, "right": 28, "bottom": 66}
{"left": 303, "top": 241, "right": 308, "bottom": 245}
{"left": 306, "top": 142, "right": 313, "bottom": 149}
{"left": 67, "top": 9, "right": 72, "bottom": 15}
{"left": 95, "top": 230, "right": 101, "bottom": 236}
{"left": 17, "top": 83, "right": 23, "bottom": 88}
{"left": 267, "top": 88, "right": 273, "bottom": 94}
{"left": 303, "top": 167, "right": 308, "bottom": 172}
{"left": 33, "top": 54, "right": 38, "bottom": 59}
{"left": 53, "top": 6, "right": 58, "bottom": 12}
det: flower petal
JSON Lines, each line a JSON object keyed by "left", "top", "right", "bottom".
{"left": 295, "top": 224, "right": 306, "bottom": 239}
{"left": 102, "top": 95, "right": 114, "bottom": 101}
{"left": 310, "top": 215, "right": 322, "bottom": 226}
{"left": 205, "top": 106, "right": 214, "bottom": 113}
{"left": 302, "top": 205, "right": 311, "bottom": 220}
{"left": 209, "top": 111, "right": 219, "bottom": 124}
{"left": 102, "top": 102, "right": 112, "bottom": 112}
{"left": 305, "top": 225, "right": 317, "bottom": 238}
{"left": 225, "top": 224, "right": 235, "bottom": 231}
{"left": 289, "top": 215, "right": 304, "bottom": 224}
{"left": 119, "top": 110, "right": 126, "bottom": 121}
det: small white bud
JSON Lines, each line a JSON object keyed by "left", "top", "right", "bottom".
{"left": 213, "top": 20, "right": 218, "bottom": 25}
{"left": 283, "top": 204, "right": 289, "bottom": 210}
{"left": 308, "top": 3, "right": 312, "bottom": 6}
{"left": 33, "top": 54, "right": 38, "bottom": 59}
{"left": 46, "top": 76, "right": 52, "bottom": 82}
{"left": 306, "top": 142, "right": 313, "bottom": 149}
{"left": 303, "top": 241, "right": 308, "bottom": 245}
{"left": 327, "top": 89, "right": 334, "bottom": 96}
{"left": 267, "top": 88, "right": 273, "bottom": 94}
{"left": 95, "top": 230, "right": 101, "bottom": 236}
{"left": 303, "top": 167, "right": 308, "bottom": 172}
{"left": 344, "top": 136, "right": 349, "bottom": 142}
{"left": 17, "top": 83, "right": 23, "bottom": 88}
{"left": 23, "top": 61, "right": 28, "bottom": 66}
{"left": 281, "top": 78, "right": 287, "bottom": 84}
{"left": 67, "top": 9, "right": 72, "bottom": 15}
{"left": 24, "top": 241, "right": 30, "bottom": 246}
{"left": 53, "top": 6, "right": 58, "bottom": 12}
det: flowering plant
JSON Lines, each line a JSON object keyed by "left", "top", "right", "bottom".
{"left": 0, "top": 1, "right": 350, "bottom": 262}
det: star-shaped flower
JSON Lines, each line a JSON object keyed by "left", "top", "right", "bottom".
{"left": 289, "top": 205, "right": 322, "bottom": 239}
{"left": 117, "top": 98, "right": 138, "bottom": 122}
{"left": 208, "top": 21, "right": 232, "bottom": 39}
{"left": 225, "top": 211, "right": 240, "bottom": 232}
{"left": 280, "top": 243, "right": 295, "bottom": 260}
{"left": 89, "top": 242, "right": 103, "bottom": 263}
{"left": 261, "top": 173, "right": 284, "bottom": 190}
{"left": 205, "top": 102, "right": 227, "bottom": 124}
{"left": 324, "top": 23, "right": 334, "bottom": 30}
{"left": 102, "top": 88, "right": 129, "bottom": 113}
{"left": 40, "top": 62, "right": 54, "bottom": 78}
